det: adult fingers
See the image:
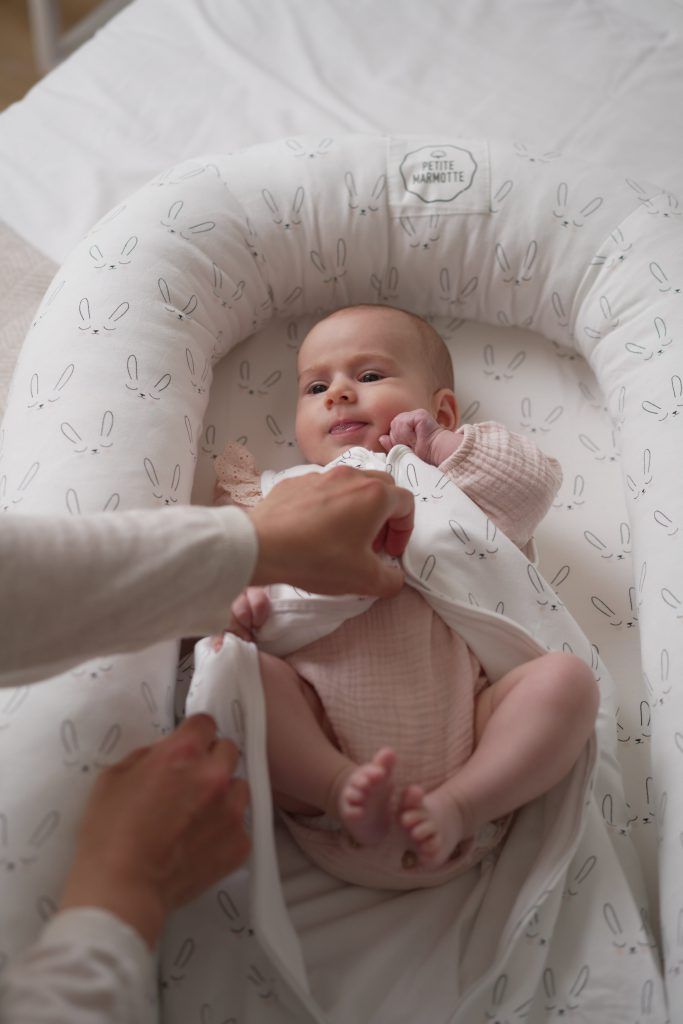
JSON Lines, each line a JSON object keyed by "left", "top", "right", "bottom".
{"left": 383, "top": 508, "right": 415, "bottom": 558}
{"left": 151, "top": 735, "right": 243, "bottom": 840}
{"left": 205, "top": 737, "right": 242, "bottom": 788}
{"left": 190, "top": 773, "right": 249, "bottom": 837}
{"left": 150, "top": 716, "right": 227, "bottom": 809}
{"left": 361, "top": 557, "right": 406, "bottom": 598}
{"left": 361, "top": 473, "right": 415, "bottom": 555}
{"left": 249, "top": 468, "right": 414, "bottom": 594}
{"left": 171, "top": 776, "right": 251, "bottom": 901}
{"left": 171, "top": 796, "right": 252, "bottom": 906}
{"left": 165, "top": 713, "right": 218, "bottom": 758}
{"left": 361, "top": 471, "right": 414, "bottom": 517}
{"left": 105, "top": 743, "right": 151, "bottom": 776}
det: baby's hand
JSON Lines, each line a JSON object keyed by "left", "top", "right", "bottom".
{"left": 379, "top": 409, "right": 459, "bottom": 465}
{"left": 213, "top": 586, "right": 271, "bottom": 649}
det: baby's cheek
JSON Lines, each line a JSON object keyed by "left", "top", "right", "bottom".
{"left": 293, "top": 411, "right": 310, "bottom": 455}
{"left": 297, "top": 429, "right": 329, "bottom": 465}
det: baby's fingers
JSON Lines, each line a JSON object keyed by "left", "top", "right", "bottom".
{"left": 390, "top": 418, "right": 417, "bottom": 449}
{"left": 225, "top": 617, "right": 253, "bottom": 643}
{"left": 231, "top": 592, "right": 253, "bottom": 629}
{"left": 246, "top": 587, "right": 271, "bottom": 629}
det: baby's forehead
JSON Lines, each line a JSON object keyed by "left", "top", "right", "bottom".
{"left": 298, "top": 307, "right": 422, "bottom": 363}
{"left": 323, "top": 305, "right": 418, "bottom": 334}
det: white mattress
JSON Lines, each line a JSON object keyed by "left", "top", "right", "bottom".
{"left": 2, "top": 1, "right": 683, "bottom": 1020}
{"left": 2, "top": 0, "right": 683, "bottom": 264}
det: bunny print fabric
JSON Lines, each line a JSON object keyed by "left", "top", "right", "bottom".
{"left": 176, "top": 443, "right": 662, "bottom": 1022}
{"left": 212, "top": 423, "right": 560, "bottom": 890}
{"left": 0, "top": 133, "right": 681, "bottom": 1021}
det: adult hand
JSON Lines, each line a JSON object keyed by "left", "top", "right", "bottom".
{"left": 248, "top": 467, "right": 414, "bottom": 597}
{"left": 60, "top": 714, "right": 250, "bottom": 948}
{"left": 379, "top": 408, "right": 462, "bottom": 466}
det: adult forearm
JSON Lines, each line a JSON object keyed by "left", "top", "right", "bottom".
{"left": 0, "top": 505, "right": 257, "bottom": 688}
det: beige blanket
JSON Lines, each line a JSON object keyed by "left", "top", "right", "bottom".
{"left": 0, "top": 222, "right": 57, "bottom": 420}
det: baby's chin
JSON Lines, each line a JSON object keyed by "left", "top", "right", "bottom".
{"left": 304, "top": 435, "right": 387, "bottom": 465}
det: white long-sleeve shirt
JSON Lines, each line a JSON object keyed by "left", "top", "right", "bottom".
{"left": 1, "top": 504, "right": 257, "bottom": 688}
{"left": 0, "top": 504, "right": 258, "bottom": 1023}
{"left": 0, "top": 911, "right": 158, "bottom": 1024}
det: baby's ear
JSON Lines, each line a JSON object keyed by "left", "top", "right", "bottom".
{"left": 433, "top": 389, "right": 459, "bottom": 430}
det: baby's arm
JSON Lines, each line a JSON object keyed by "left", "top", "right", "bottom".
{"left": 379, "top": 409, "right": 463, "bottom": 464}
{"left": 213, "top": 443, "right": 270, "bottom": 647}
{"left": 382, "top": 411, "right": 561, "bottom": 547}
{"left": 440, "top": 422, "right": 562, "bottom": 547}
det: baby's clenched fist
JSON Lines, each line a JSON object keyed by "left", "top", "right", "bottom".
{"left": 379, "top": 409, "right": 461, "bottom": 465}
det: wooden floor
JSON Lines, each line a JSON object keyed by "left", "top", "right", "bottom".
{"left": 0, "top": 0, "right": 99, "bottom": 110}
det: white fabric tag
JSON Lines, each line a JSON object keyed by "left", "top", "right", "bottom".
{"left": 388, "top": 136, "right": 491, "bottom": 215}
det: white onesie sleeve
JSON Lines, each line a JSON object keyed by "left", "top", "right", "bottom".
{"left": 0, "top": 908, "right": 157, "bottom": 1024}
{"left": 0, "top": 504, "right": 257, "bottom": 688}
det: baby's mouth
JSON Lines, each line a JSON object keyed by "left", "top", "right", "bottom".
{"left": 329, "top": 420, "right": 368, "bottom": 436}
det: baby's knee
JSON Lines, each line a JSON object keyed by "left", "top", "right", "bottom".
{"left": 542, "top": 652, "right": 599, "bottom": 721}
{"left": 257, "top": 652, "right": 327, "bottom": 722}
{"left": 257, "top": 651, "right": 306, "bottom": 699}
{"left": 258, "top": 649, "right": 284, "bottom": 677}
{"left": 257, "top": 650, "right": 301, "bottom": 689}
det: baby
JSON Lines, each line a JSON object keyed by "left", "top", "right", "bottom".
{"left": 214, "top": 304, "right": 599, "bottom": 887}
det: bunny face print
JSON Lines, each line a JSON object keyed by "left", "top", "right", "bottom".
{"left": 294, "top": 305, "right": 457, "bottom": 465}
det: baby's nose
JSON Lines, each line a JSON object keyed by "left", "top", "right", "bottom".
{"left": 325, "top": 386, "right": 353, "bottom": 406}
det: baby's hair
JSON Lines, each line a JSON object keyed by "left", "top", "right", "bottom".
{"left": 319, "top": 304, "right": 454, "bottom": 392}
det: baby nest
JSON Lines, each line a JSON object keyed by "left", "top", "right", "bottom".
{"left": 0, "top": 134, "right": 679, "bottom": 1022}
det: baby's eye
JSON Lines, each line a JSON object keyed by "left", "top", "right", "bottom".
{"left": 306, "top": 382, "right": 327, "bottom": 395}
{"left": 359, "top": 371, "right": 382, "bottom": 383}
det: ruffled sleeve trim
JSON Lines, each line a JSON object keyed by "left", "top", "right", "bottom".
{"left": 214, "top": 443, "right": 262, "bottom": 510}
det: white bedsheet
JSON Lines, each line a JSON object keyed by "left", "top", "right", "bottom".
{"left": 2, "top": 0, "right": 683, "bottom": 264}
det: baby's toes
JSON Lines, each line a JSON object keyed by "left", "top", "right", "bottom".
{"left": 409, "top": 818, "right": 438, "bottom": 843}
{"left": 344, "top": 780, "right": 368, "bottom": 807}
{"left": 399, "top": 783, "right": 425, "bottom": 813}
{"left": 373, "top": 747, "right": 396, "bottom": 773}
{"left": 355, "top": 765, "right": 383, "bottom": 794}
{"left": 417, "top": 839, "right": 443, "bottom": 867}
{"left": 399, "top": 807, "right": 423, "bottom": 831}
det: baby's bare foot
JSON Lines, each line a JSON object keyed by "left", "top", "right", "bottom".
{"left": 398, "top": 784, "right": 465, "bottom": 869}
{"left": 338, "top": 747, "right": 396, "bottom": 846}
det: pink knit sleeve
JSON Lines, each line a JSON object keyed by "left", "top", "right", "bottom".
{"left": 438, "top": 422, "right": 562, "bottom": 548}
{"left": 213, "top": 443, "right": 263, "bottom": 510}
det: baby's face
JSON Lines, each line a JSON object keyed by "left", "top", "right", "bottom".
{"left": 295, "top": 307, "right": 439, "bottom": 465}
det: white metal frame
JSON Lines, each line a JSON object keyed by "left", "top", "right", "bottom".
{"left": 27, "top": 0, "right": 131, "bottom": 74}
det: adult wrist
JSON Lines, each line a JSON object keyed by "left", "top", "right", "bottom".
{"left": 247, "top": 498, "right": 294, "bottom": 587}
{"left": 212, "top": 504, "right": 261, "bottom": 592}
{"left": 60, "top": 867, "right": 166, "bottom": 950}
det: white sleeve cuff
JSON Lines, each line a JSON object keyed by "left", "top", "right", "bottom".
{"left": 1, "top": 908, "right": 157, "bottom": 1024}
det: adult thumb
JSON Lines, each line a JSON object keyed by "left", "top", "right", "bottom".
{"left": 368, "top": 557, "right": 405, "bottom": 598}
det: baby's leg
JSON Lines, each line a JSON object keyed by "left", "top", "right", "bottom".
{"left": 399, "top": 652, "right": 599, "bottom": 868}
{"left": 258, "top": 651, "right": 395, "bottom": 845}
